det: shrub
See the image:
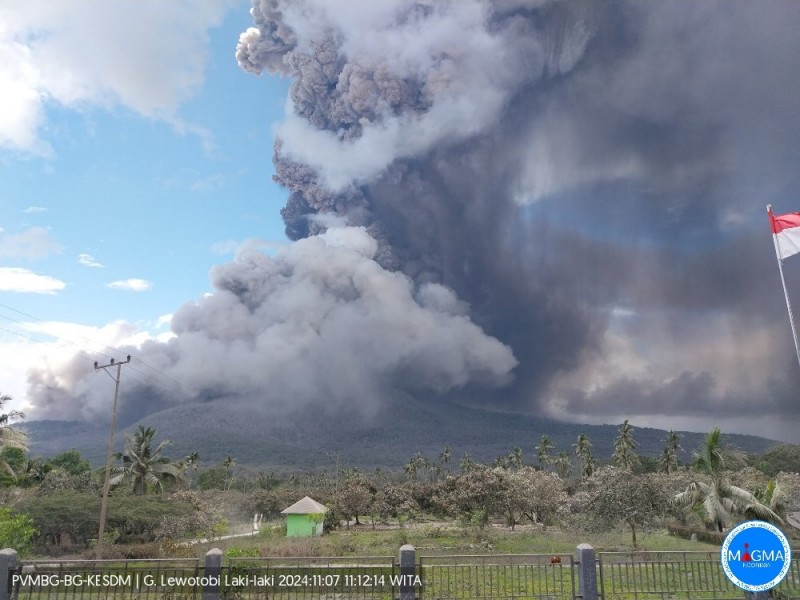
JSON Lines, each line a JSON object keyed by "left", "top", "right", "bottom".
{"left": 0, "top": 508, "right": 36, "bottom": 555}
{"left": 20, "top": 491, "right": 198, "bottom": 550}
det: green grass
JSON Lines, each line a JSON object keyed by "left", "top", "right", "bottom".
{"left": 191, "top": 519, "right": 721, "bottom": 560}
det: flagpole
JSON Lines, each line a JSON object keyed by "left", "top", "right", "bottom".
{"left": 768, "top": 204, "right": 800, "bottom": 371}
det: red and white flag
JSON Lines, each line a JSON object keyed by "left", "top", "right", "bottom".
{"left": 769, "top": 207, "right": 800, "bottom": 260}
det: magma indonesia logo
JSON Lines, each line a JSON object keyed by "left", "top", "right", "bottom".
{"left": 721, "top": 520, "right": 792, "bottom": 592}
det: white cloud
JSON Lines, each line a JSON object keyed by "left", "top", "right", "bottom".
{"left": 23, "top": 206, "right": 47, "bottom": 213}
{"left": 0, "top": 267, "right": 65, "bottom": 294}
{"left": 107, "top": 278, "right": 152, "bottom": 292}
{"left": 77, "top": 253, "right": 103, "bottom": 268}
{"left": 0, "top": 226, "right": 63, "bottom": 259}
{"left": 0, "top": 1, "right": 237, "bottom": 153}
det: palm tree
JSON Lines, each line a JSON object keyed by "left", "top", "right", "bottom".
{"left": 23, "top": 457, "right": 49, "bottom": 486}
{"left": 573, "top": 433, "right": 595, "bottom": 478}
{"left": 185, "top": 451, "right": 200, "bottom": 470}
{"left": 510, "top": 447, "right": 523, "bottom": 469}
{"left": 182, "top": 451, "right": 199, "bottom": 487}
{"left": 440, "top": 446, "right": 452, "bottom": 467}
{"left": 657, "top": 430, "right": 682, "bottom": 473}
{"left": 420, "top": 455, "right": 435, "bottom": 482}
{"left": 404, "top": 452, "right": 426, "bottom": 480}
{"left": 613, "top": 420, "right": 640, "bottom": 472}
{"left": 403, "top": 458, "right": 418, "bottom": 480}
{"left": 111, "top": 426, "right": 183, "bottom": 495}
{"left": 673, "top": 428, "right": 782, "bottom": 531}
{"left": 0, "top": 393, "right": 28, "bottom": 479}
{"left": 536, "top": 435, "right": 554, "bottom": 470}
{"left": 459, "top": 451, "right": 475, "bottom": 472}
{"left": 554, "top": 451, "right": 573, "bottom": 479}
{"left": 222, "top": 454, "right": 236, "bottom": 490}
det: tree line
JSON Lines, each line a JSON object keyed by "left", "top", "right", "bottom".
{"left": 1, "top": 392, "right": 799, "bottom": 555}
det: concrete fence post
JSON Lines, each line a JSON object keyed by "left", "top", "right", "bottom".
{"left": 203, "top": 548, "right": 223, "bottom": 600}
{"left": 398, "top": 544, "right": 416, "bottom": 600}
{"left": 576, "top": 544, "right": 598, "bottom": 600}
{"left": 0, "top": 549, "right": 19, "bottom": 600}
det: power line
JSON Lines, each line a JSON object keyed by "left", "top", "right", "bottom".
{"left": 0, "top": 311, "right": 117, "bottom": 361}
{"left": 0, "top": 302, "right": 123, "bottom": 359}
{"left": 0, "top": 323, "right": 185, "bottom": 397}
{"left": 0, "top": 302, "right": 195, "bottom": 397}
{"left": 0, "top": 336, "right": 190, "bottom": 412}
{"left": 0, "top": 324, "right": 97, "bottom": 364}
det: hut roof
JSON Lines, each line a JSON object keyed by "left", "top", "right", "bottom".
{"left": 281, "top": 496, "right": 327, "bottom": 515}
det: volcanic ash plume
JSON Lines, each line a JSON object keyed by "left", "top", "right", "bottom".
{"left": 28, "top": 228, "right": 516, "bottom": 423}
{"left": 233, "top": 0, "right": 800, "bottom": 436}
{"left": 234, "top": 0, "right": 599, "bottom": 407}
{"left": 29, "top": 1, "right": 800, "bottom": 440}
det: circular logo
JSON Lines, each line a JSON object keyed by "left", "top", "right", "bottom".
{"left": 721, "top": 520, "right": 791, "bottom": 592}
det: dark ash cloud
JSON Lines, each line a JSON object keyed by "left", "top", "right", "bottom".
{"left": 29, "top": 0, "right": 800, "bottom": 442}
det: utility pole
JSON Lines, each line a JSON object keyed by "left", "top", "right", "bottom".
{"left": 94, "top": 354, "right": 131, "bottom": 560}
{"left": 322, "top": 449, "right": 340, "bottom": 520}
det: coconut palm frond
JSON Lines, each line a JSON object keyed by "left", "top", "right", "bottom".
{"left": 677, "top": 429, "right": 781, "bottom": 531}
{"left": 111, "top": 426, "right": 184, "bottom": 494}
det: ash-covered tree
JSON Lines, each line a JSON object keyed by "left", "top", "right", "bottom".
{"left": 673, "top": 428, "right": 782, "bottom": 531}
{"left": 536, "top": 435, "right": 555, "bottom": 470}
{"left": 372, "top": 483, "right": 419, "bottom": 525}
{"left": 554, "top": 451, "right": 573, "bottom": 479}
{"left": 763, "top": 472, "right": 800, "bottom": 518}
{"left": 587, "top": 466, "right": 667, "bottom": 547}
{"left": 440, "top": 446, "right": 453, "bottom": 468}
{"left": 181, "top": 451, "right": 200, "bottom": 488}
{"left": 404, "top": 452, "right": 426, "bottom": 480}
{"left": 501, "top": 467, "right": 566, "bottom": 530}
{"left": 459, "top": 452, "right": 476, "bottom": 472}
{"left": 433, "top": 466, "right": 509, "bottom": 528}
{"left": 657, "top": 430, "right": 682, "bottom": 474}
{"left": 613, "top": 420, "right": 640, "bottom": 472}
{"left": 573, "top": 434, "right": 595, "bottom": 478}
{"left": 222, "top": 454, "right": 235, "bottom": 490}
{"left": 510, "top": 447, "right": 524, "bottom": 469}
{"left": 335, "top": 470, "right": 374, "bottom": 526}
{"left": 756, "top": 444, "right": 800, "bottom": 477}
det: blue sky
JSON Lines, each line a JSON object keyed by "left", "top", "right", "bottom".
{"left": 1, "top": 1, "right": 289, "bottom": 409}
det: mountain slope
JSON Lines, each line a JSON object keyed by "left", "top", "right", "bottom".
{"left": 21, "top": 399, "right": 780, "bottom": 471}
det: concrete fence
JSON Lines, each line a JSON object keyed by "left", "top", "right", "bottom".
{"left": 3, "top": 544, "right": 794, "bottom": 600}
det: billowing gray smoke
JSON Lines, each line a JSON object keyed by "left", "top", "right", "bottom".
{"left": 235, "top": 0, "right": 601, "bottom": 407}
{"left": 29, "top": 1, "right": 800, "bottom": 441}
{"left": 29, "top": 227, "right": 516, "bottom": 423}
{"left": 233, "top": 0, "right": 800, "bottom": 437}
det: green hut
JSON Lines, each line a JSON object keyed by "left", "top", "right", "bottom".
{"left": 281, "top": 496, "right": 327, "bottom": 537}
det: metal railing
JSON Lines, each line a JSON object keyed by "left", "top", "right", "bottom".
{"left": 419, "top": 553, "right": 575, "bottom": 600}
{"left": 598, "top": 550, "right": 800, "bottom": 600}
{"left": 6, "top": 546, "right": 800, "bottom": 600}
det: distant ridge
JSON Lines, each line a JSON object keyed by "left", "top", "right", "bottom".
{"left": 21, "top": 398, "right": 781, "bottom": 471}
